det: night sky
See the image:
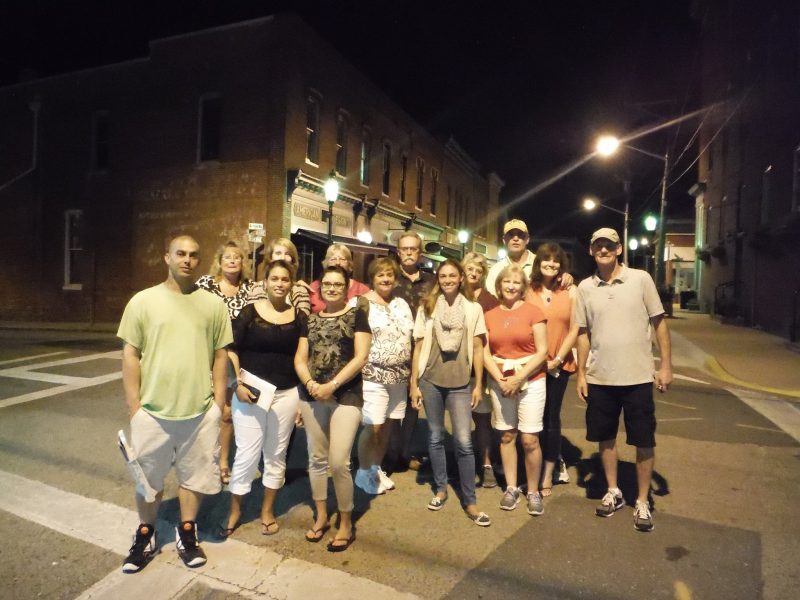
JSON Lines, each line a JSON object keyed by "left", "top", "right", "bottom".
{"left": 0, "top": 0, "right": 701, "bottom": 246}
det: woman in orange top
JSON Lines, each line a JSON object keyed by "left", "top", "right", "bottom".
{"left": 528, "top": 243, "right": 579, "bottom": 496}
{"left": 483, "top": 264, "right": 548, "bottom": 516}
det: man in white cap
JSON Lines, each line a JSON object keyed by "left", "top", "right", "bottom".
{"left": 486, "top": 219, "right": 573, "bottom": 298}
{"left": 573, "top": 227, "right": 672, "bottom": 532}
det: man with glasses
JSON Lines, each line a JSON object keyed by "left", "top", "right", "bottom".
{"left": 390, "top": 232, "right": 435, "bottom": 471}
{"left": 574, "top": 228, "right": 672, "bottom": 533}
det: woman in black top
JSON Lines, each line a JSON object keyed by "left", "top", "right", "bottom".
{"left": 294, "top": 265, "right": 371, "bottom": 552}
{"left": 222, "top": 260, "right": 303, "bottom": 537}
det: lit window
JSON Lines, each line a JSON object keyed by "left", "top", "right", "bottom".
{"left": 306, "top": 95, "right": 320, "bottom": 164}
{"left": 360, "top": 129, "right": 371, "bottom": 186}
{"left": 335, "top": 112, "right": 348, "bottom": 175}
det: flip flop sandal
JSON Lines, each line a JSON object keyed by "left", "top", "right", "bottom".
{"left": 305, "top": 524, "right": 329, "bottom": 543}
{"left": 261, "top": 521, "right": 280, "bottom": 536}
{"left": 218, "top": 520, "right": 240, "bottom": 538}
{"left": 327, "top": 532, "right": 356, "bottom": 552}
{"left": 541, "top": 486, "right": 553, "bottom": 497}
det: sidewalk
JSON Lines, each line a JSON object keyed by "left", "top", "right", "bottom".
{"left": 668, "top": 309, "right": 800, "bottom": 399}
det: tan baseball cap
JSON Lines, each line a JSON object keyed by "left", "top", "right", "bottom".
{"left": 503, "top": 219, "right": 529, "bottom": 235}
{"left": 590, "top": 227, "right": 620, "bottom": 244}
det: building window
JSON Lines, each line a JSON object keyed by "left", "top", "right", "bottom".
{"left": 399, "top": 154, "right": 408, "bottom": 203}
{"left": 64, "top": 209, "right": 84, "bottom": 290}
{"left": 91, "top": 111, "right": 109, "bottom": 171}
{"left": 415, "top": 157, "right": 425, "bottom": 210}
{"left": 793, "top": 145, "right": 800, "bottom": 211}
{"left": 430, "top": 169, "right": 439, "bottom": 215}
{"left": 382, "top": 142, "right": 391, "bottom": 196}
{"left": 761, "top": 165, "right": 773, "bottom": 225}
{"left": 446, "top": 185, "right": 453, "bottom": 226}
{"left": 198, "top": 94, "right": 222, "bottom": 162}
{"left": 335, "top": 112, "right": 348, "bottom": 176}
{"left": 359, "top": 129, "right": 371, "bottom": 186}
{"left": 306, "top": 95, "right": 320, "bottom": 164}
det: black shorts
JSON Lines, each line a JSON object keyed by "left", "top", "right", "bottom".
{"left": 585, "top": 383, "right": 656, "bottom": 448}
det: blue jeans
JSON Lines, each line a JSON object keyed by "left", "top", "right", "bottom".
{"left": 419, "top": 380, "right": 476, "bottom": 506}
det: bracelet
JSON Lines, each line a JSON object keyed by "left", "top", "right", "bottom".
{"left": 303, "top": 377, "right": 313, "bottom": 387}
{"left": 331, "top": 379, "right": 340, "bottom": 389}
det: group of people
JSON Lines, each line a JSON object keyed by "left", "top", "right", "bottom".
{"left": 117, "top": 217, "right": 672, "bottom": 574}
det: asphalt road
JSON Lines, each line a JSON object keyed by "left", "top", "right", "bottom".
{"left": 1, "top": 330, "right": 798, "bottom": 599}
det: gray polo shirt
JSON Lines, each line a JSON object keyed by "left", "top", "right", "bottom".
{"left": 573, "top": 266, "right": 664, "bottom": 386}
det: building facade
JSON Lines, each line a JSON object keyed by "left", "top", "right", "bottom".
{"left": 692, "top": 0, "right": 800, "bottom": 340}
{"left": 0, "top": 14, "right": 502, "bottom": 323}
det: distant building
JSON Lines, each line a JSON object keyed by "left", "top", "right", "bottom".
{"left": 691, "top": 0, "right": 800, "bottom": 340}
{"left": 0, "top": 14, "right": 502, "bottom": 323}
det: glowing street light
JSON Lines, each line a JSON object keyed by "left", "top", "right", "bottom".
{"left": 582, "top": 195, "right": 630, "bottom": 265}
{"left": 457, "top": 229, "right": 470, "bottom": 258}
{"left": 497, "top": 248, "right": 507, "bottom": 260}
{"left": 595, "top": 135, "right": 621, "bottom": 157}
{"left": 324, "top": 170, "right": 339, "bottom": 243}
{"left": 356, "top": 230, "right": 373, "bottom": 244}
{"left": 644, "top": 214, "right": 657, "bottom": 232}
{"left": 629, "top": 238, "right": 639, "bottom": 251}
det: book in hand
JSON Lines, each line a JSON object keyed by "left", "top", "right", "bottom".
{"left": 117, "top": 429, "right": 158, "bottom": 503}
{"left": 239, "top": 368, "right": 277, "bottom": 411}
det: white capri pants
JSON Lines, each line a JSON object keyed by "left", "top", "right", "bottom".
{"left": 228, "top": 386, "right": 300, "bottom": 494}
{"left": 361, "top": 380, "right": 408, "bottom": 425}
{"left": 489, "top": 377, "right": 547, "bottom": 434}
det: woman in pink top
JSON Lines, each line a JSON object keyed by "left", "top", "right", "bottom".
{"left": 309, "top": 244, "right": 369, "bottom": 313}
{"left": 483, "top": 264, "right": 549, "bottom": 516}
{"left": 528, "top": 243, "right": 579, "bottom": 496}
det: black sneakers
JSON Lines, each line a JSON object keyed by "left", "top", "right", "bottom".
{"left": 176, "top": 521, "right": 207, "bottom": 568}
{"left": 122, "top": 524, "right": 159, "bottom": 573}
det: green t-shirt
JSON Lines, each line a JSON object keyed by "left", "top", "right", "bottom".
{"left": 117, "top": 283, "right": 233, "bottom": 420}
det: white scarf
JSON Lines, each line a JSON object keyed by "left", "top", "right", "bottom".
{"left": 433, "top": 293, "right": 466, "bottom": 353}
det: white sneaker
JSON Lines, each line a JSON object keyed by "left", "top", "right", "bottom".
{"left": 376, "top": 467, "right": 395, "bottom": 491}
{"left": 355, "top": 468, "right": 383, "bottom": 495}
{"left": 557, "top": 458, "right": 570, "bottom": 483}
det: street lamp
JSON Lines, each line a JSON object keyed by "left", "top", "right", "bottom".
{"left": 594, "top": 135, "right": 670, "bottom": 287}
{"left": 324, "top": 170, "right": 339, "bottom": 243}
{"left": 457, "top": 229, "right": 470, "bottom": 258}
{"left": 497, "top": 248, "right": 507, "bottom": 260}
{"left": 644, "top": 214, "right": 657, "bottom": 232}
{"left": 582, "top": 196, "right": 630, "bottom": 265}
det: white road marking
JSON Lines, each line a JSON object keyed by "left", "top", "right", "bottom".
{"left": 728, "top": 388, "right": 800, "bottom": 443}
{"left": 0, "top": 351, "right": 68, "bottom": 366}
{"left": 0, "top": 470, "right": 419, "bottom": 600}
{"left": 656, "top": 399, "right": 698, "bottom": 410}
{"left": 674, "top": 373, "right": 710, "bottom": 385}
{"left": 0, "top": 351, "right": 122, "bottom": 410}
{"left": 735, "top": 423, "right": 786, "bottom": 434}
{"left": 657, "top": 417, "right": 704, "bottom": 423}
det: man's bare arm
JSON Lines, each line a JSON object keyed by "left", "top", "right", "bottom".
{"left": 576, "top": 328, "right": 590, "bottom": 402}
{"left": 122, "top": 343, "right": 142, "bottom": 418}
{"left": 211, "top": 347, "right": 229, "bottom": 409}
{"left": 651, "top": 315, "right": 673, "bottom": 392}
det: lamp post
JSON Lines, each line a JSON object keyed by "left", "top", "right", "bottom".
{"left": 582, "top": 196, "right": 630, "bottom": 265}
{"left": 595, "top": 135, "right": 669, "bottom": 287}
{"left": 323, "top": 170, "right": 339, "bottom": 243}
{"left": 457, "top": 229, "right": 470, "bottom": 259}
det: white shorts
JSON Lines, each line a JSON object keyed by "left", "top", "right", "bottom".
{"left": 130, "top": 403, "right": 222, "bottom": 496}
{"left": 361, "top": 381, "right": 408, "bottom": 425}
{"left": 489, "top": 377, "right": 547, "bottom": 434}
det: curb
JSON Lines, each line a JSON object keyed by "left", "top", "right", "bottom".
{"left": 703, "top": 357, "right": 800, "bottom": 399}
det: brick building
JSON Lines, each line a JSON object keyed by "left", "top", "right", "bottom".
{"left": 691, "top": 0, "right": 800, "bottom": 340}
{"left": 0, "top": 14, "right": 502, "bottom": 324}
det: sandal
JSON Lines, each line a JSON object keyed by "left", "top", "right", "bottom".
{"left": 427, "top": 495, "right": 447, "bottom": 511}
{"left": 467, "top": 511, "right": 492, "bottom": 527}
{"left": 327, "top": 531, "right": 356, "bottom": 552}
{"left": 541, "top": 486, "right": 553, "bottom": 498}
{"left": 220, "top": 467, "right": 231, "bottom": 485}
{"left": 218, "top": 520, "right": 240, "bottom": 539}
{"left": 305, "top": 524, "right": 329, "bottom": 543}
{"left": 261, "top": 521, "right": 280, "bottom": 536}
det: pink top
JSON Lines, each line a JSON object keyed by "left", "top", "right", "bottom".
{"left": 309, "top": 278, "right": 370, "bottom": 313}
{"left": 484, "top": 302, "right": 547, "bottom": 381}
{"left": 528, "top": 287, "right": 576, "bottom": 373}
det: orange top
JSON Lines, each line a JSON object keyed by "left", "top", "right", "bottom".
{"left": 528, "top": 287, "right": 576, "bottom": 373}
{"left": 484, "top": 302, "right": 547, "bottom": 381}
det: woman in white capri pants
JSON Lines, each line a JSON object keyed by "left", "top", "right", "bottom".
{"left": 483, "top": 264, "right": 549, "bottom": 516}
{"left": 355, "top": 257, "right": 414, "bottom": 495}
{"left": 222, "top": 260, "right": 302, "bottom": 537}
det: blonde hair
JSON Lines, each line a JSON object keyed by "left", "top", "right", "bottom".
{"left": 208, "top": 241, "right": 251, "bottom": 282}
{"left": 323, "top": 243, "right": 354, "bottom": 273}
{"left": 493, "top": 263, "right": 529, "bottom": 298}
{"left": 266, "top": 237, "right": 300, "bottom": 266}
{"left": 461, "top": 252, "right": 489, "bottom": 280}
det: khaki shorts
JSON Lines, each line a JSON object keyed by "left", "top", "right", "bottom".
{"left": 130, "top": 403, "right": 222, "bottom": 496}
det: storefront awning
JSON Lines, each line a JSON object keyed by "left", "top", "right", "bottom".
{"left": 293, "top": 229, "right": 389, "bottom": 256}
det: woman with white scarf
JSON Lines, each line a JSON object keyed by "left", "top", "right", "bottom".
{"left": 409, "top": 259, "right": 491, "bottom": 527}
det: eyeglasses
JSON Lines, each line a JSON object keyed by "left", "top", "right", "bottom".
{"left": 321, "top": 281, "right": 346, "bottom": 289}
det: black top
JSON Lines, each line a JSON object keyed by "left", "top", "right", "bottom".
{"left": 395, "top": 269, "right": 435, "bottom": 315}
{"left": 231, "top": 304, "right": 304, "bottom": 390}
{"left": 299, "top": 301, "right": 371, "bottom": 406}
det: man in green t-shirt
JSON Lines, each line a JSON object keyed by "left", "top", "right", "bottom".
{"left": 117, "top": 235, "right": 233, "bottom": 573}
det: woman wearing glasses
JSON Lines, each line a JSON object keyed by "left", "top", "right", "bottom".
{"left": 197, "top": 241, "right": 255, "bottom": 485}
{"left": 294, "top": 266, "right": 371, "bottom": 551}
{"left": 308, "top": 244, "right": 369, "bottom": 313}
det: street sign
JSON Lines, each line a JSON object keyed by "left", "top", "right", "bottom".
{"left": 248, "top": 222, "right": 264, "bottom": 231}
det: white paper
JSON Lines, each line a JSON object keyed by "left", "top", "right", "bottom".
{"left": 117, "top": 429, "right": 158, "bottom": 502}
{"left": 239, "top": 368, "right": 277, "bottom": 412}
